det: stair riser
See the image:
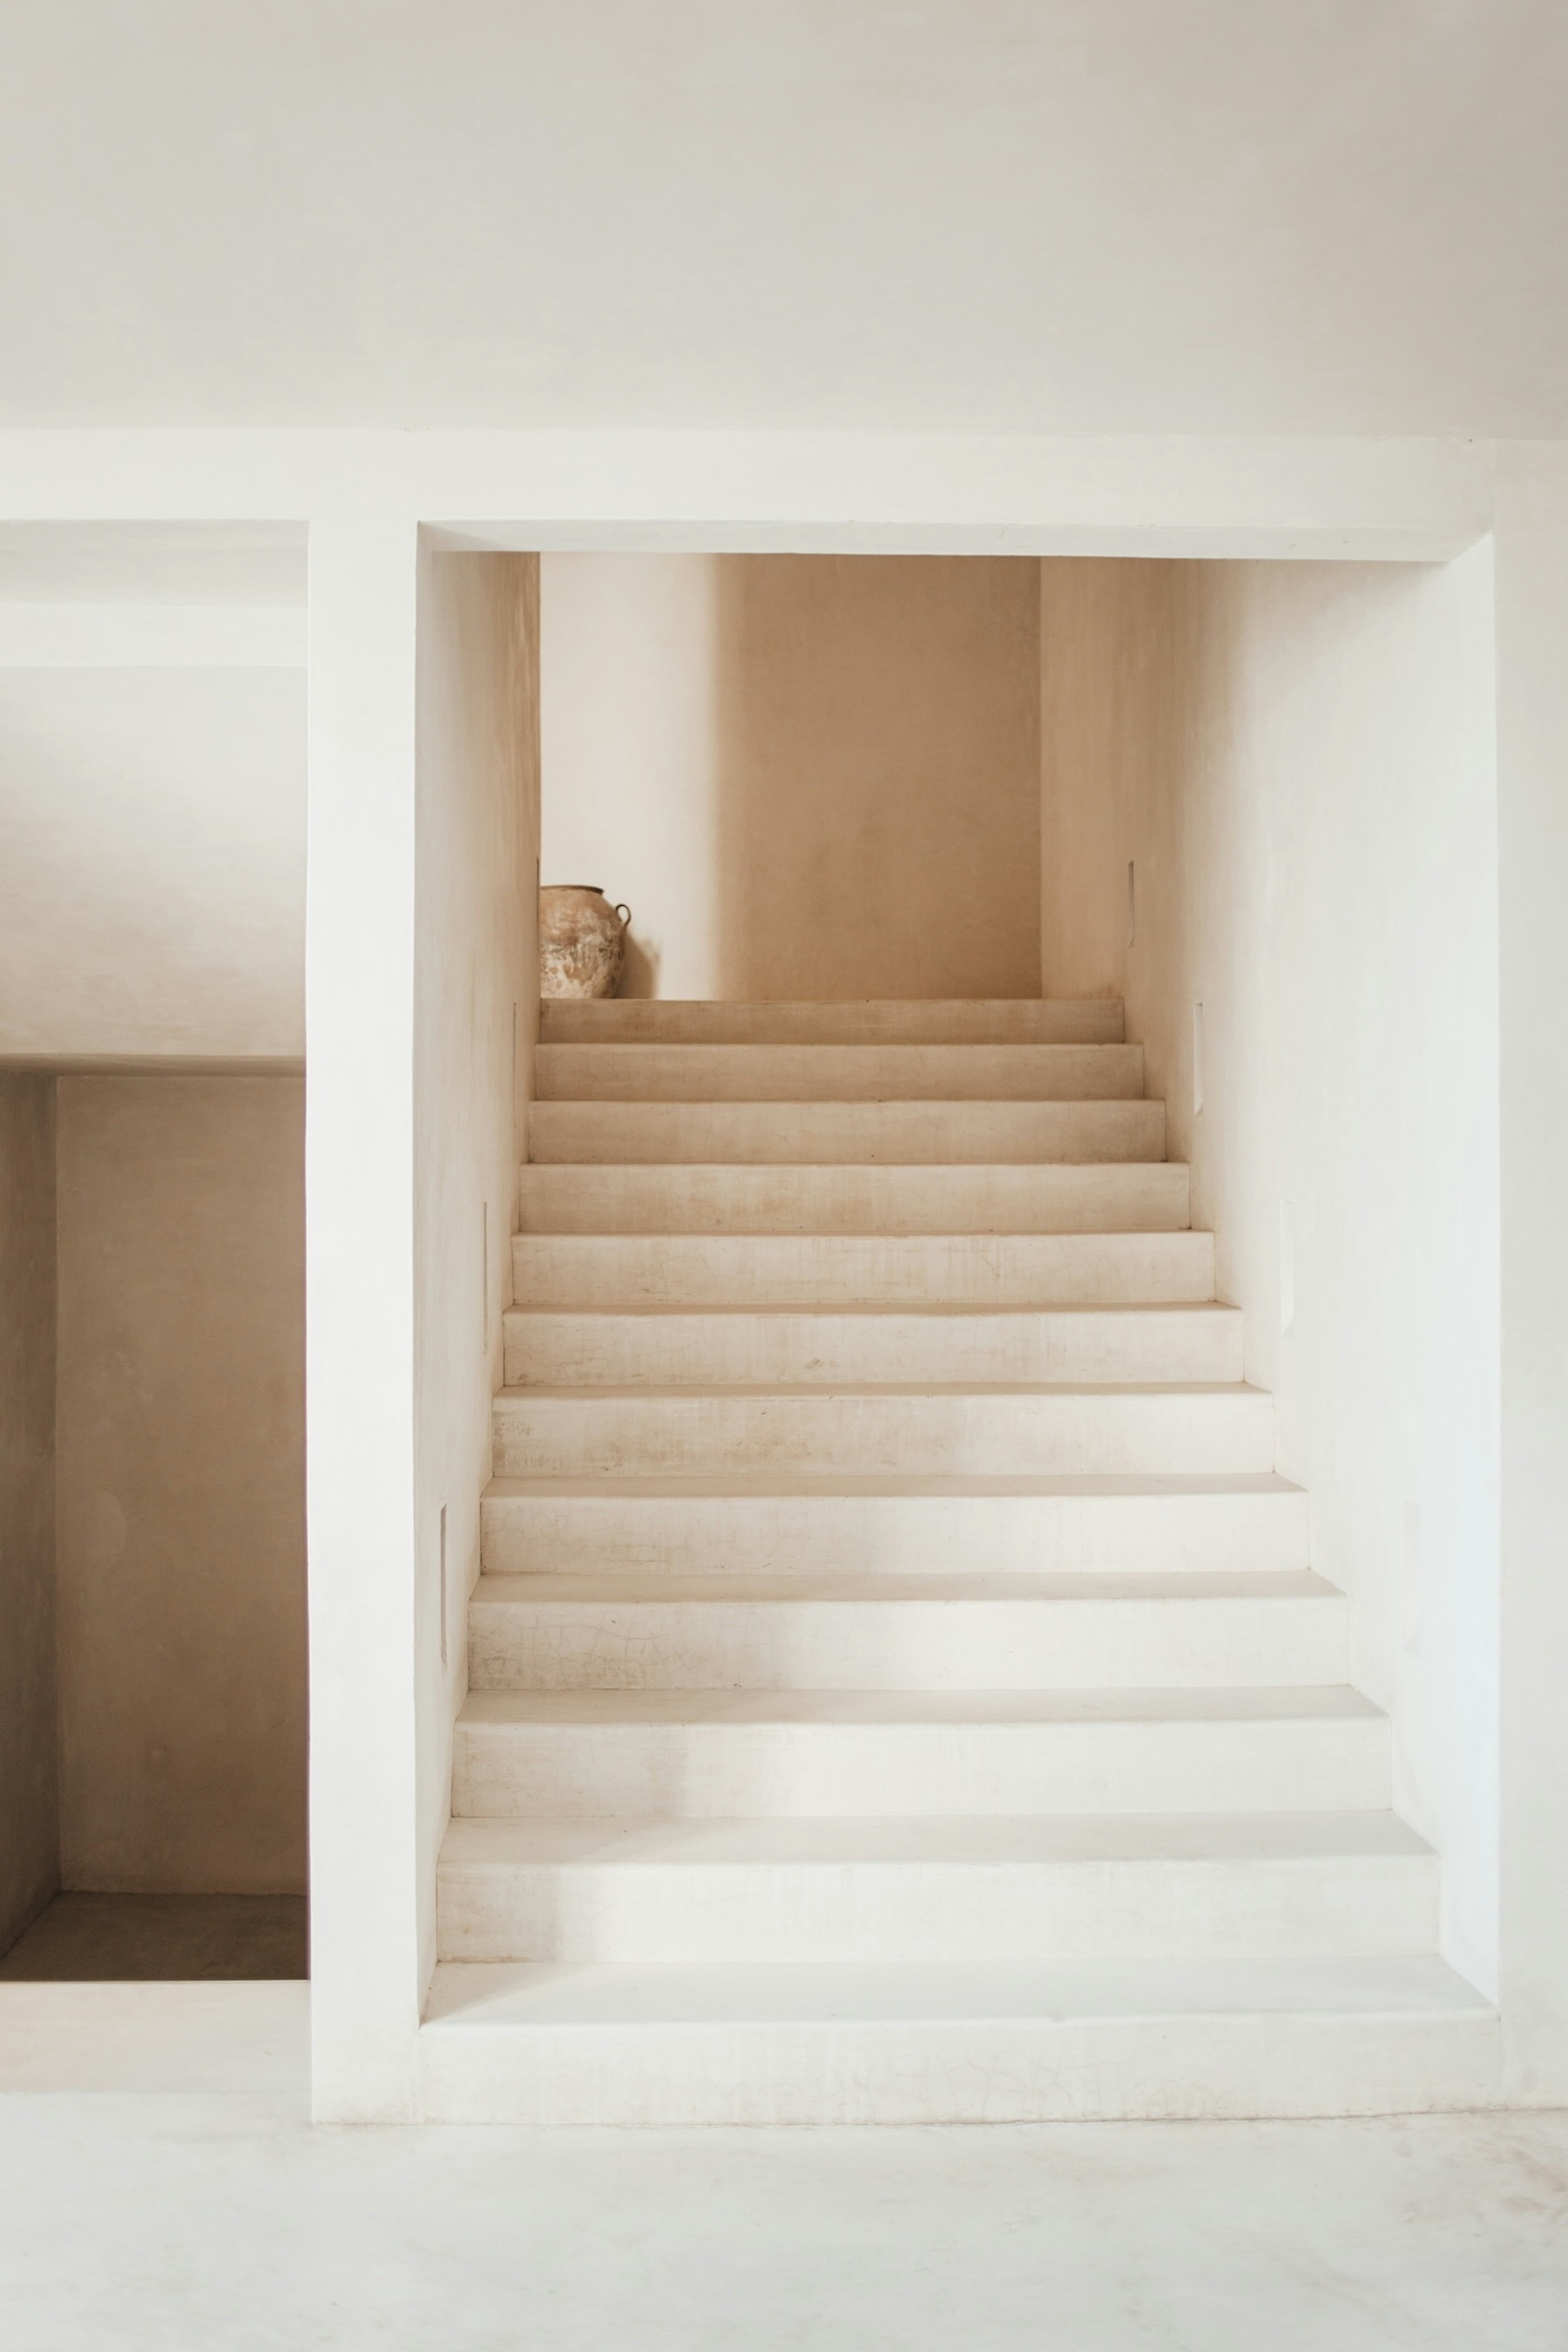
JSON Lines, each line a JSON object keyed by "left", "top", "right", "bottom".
{"left": 539, "top": 1001, "right": 1126, "bottom": 1046}
{"left": 493, "top": 1392, "right": 1276, "bottom": 1479}
{"left": 504, "top": 1308, "right": 1244, "bottom": 1388}
{"left": 416, "top": 1997, "right": 1502, "bottom": 2125}
{"left": 469, "top": 1595, "right": 1348, "bottom": 1692}
{"left": 512, "top": 1231, "right": 1217, "bottom": 1306}
{"left": 452, "top": 1719, "right": 1390, "bottom": 1817}
{"left": 527, "top": 1099, "right": 1166, "bottom": 1166}
{"left": 480, "top": 1488, "right": 1314, "bottom": 1578}
{"left": 537, "top": 1043, "right": 1145, "bottom": 1103}
{"left": 518, "top": 1163, "right": 1189, "bottom": 1236}
{"left": 436, "top": 1855, "right": 1437, "bottom": 1965}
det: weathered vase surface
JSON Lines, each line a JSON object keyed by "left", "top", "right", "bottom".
{"left": 540, "top": 885, "right": 631, "bottom": 998}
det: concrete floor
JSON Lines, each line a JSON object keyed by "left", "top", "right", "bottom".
{"left": 0, "top": 1990, "right": 1563, "bottom": 2350}
{"left": 0, "top": 1893, "right": 308, "bottom": 1981}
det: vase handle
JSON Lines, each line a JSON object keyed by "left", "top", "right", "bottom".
{"left": 614, "top": 903, "right": 632, "bottom": 928}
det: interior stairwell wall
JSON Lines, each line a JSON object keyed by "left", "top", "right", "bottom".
{"left": 413, "top": 551, "right": 539, "bottom": 2003}
{"left": 1492, "top": 445, "right": 1568, "bottom": 2102}
{"left": 53, "top": 1074, "right": 308, "bottom": 1893}
{"left": 1039, "top": 558, "right": 1166, "bottom": 1000}
{"left": 541, "top": 553, "right": 1041, "bottom": 999}
{"left": 1040, "top": 550, "right": 1501, "bottom": 1995}
{"left": 0, "top": 1075, "right": 57, "bottom": 1955}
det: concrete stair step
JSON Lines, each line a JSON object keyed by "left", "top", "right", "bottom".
{"left": 435, "top": 1810, "right": 1437, "bottom": 1964}
{"left": 492, "top": 1382, "right": 1275, "bottom": 1479}
{"left": 512, "top": 1228, "right": 1216, "bottom": 1304}
{"left": 480, "top": 1471, "right": 1312, "bottom": 1578}
{"left": 504, "top": 1304, "right": 1244, "bottom": 1388}
{"left": 537, "top": 1042, "right": 1145, "bottom": 1103}
{"left": 467, "top": 1569, "right": 1346, "bottom": 1691}
{"left": 539, "top": 999, "right": 1126, "bottom": 1046}
{"left": 425, "top": 1001, "right": 1470, "bottom": 2126}
{"left": 417, "top": 1954, "right": 1498, "bottom": 2123}
{"left": 527, "top": 1098, "right": 1166, "bottom": 1165}
{"left": 518, "top": 1161, "right": 1188, "bottom": 1235}
{"left": 451, "top": 1686, "right": 1390, "bottom": 1818}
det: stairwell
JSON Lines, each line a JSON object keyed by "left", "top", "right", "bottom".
{"left": 419, "top": 997, "right": 1496, "bottom": 2123}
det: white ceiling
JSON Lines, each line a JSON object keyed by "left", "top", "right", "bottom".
{"left": 2, "top": 2, "right": 1564, "bottom": 437}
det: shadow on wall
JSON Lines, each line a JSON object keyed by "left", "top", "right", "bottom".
{"left": 711, "top": 557, "right": 1041, "bottom": 1000}
{"left": 51, "top": 1076, "right": 308, "bottom": 1903}
{"left": 0, "top": 1070, "right": 308, "bottom": 1980}
{"left": 0, "top": 1073, "right": 57, "bottom": 1963}
{"left": 618, "top": 929, "right": 661, "bottom": 1000}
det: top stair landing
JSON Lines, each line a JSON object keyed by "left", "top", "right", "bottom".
{"left": 539, "top": 998, "right": 1124, "bottom": 1046}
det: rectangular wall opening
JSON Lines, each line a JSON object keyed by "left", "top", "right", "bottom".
{"left": 408, "top": 535, "right": 1501, "bottom": 2118}
{"left": 0, "top": 523, "right": 308, "bottom": 1991}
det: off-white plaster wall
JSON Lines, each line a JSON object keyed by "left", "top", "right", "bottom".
{"left": 543, "top": 553, "right": 1040, "bottom": 999}
{"left": 2, "top": 10, "right": 1562, "bottom": 443}
{"left": 305, "top": 511, "right": 422, "bottom": 2119}
{"left": 1043, "top": 551, "right": 1501, "bottom": 1993}
{"left": 0, "top": 432, "right": 1535, "bottom": 2119}
{"left": 1492, "top": 445, "right": 1568, "bottom": 2103}
{"left": 0, "top": 668, "right": 305, "bottom": 1061}
{"left": 1039, "top": 558, "right": 1165, "bottom": 998}
{"left": 414, "top": 551, "right": 539, "bottom": 2002}
{"left": 54, "top": 1075, "right": 307, "bottom": 1895}
{"left": 0, "top": 1076, "right": 57, "bottom": 1954}
{"left": 541, "top": 555, "right": 720, "bottom": 999}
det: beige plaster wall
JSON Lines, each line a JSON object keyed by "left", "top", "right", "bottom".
{"left": 54, "top": 1074, "right": 307, "bottom": 1895}
{"left": 1039, "top": 558, "right": 1167, "bottom": 998}
{"left": 414, "top": 551, "right": 539, "bottom": 1998}
{"left": 1041, "top": 551, "right": 1500, "bottom": 1992}
{"left": 0, "top": 1074, "right": 57, "bottom": 1953}
{"left": 543, "top": 552, "right": 1041, "bottom": 1000}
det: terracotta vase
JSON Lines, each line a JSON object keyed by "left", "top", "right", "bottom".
{"left": 539, "top": 884, "right": 632, "bottom": 998}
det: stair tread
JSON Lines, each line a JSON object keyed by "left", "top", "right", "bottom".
{"left": 460, "top": 1684, "right": 1381, "bottom": 1727}
{"left": 514, "top": 1227, "right": 1206, "bottom": 1240}
{"left": 545, "top": 999, "right": 1119, "bottom": 1009}
{"left": 510, "top": 1231, "right": 1219, "bottom": 1305}
{"left": 498, "top": 1380, "right": 1266, "bottom": 1401}
{"left": 504, "top": 1301, "right": 1235, "bottom": 1321}
{"left": 517, "top": 1232, "right": 1213, "bottom": 1251}
{"left": 439, "top": 1810, "right": 1433, "bottom": 1869}
{"left": 471, "top": 1569, "right": 1340, "bottom": 1604}
{"left": 544, "top": 1000, "right": 1119, "bottom": 1022}
{"left": 526, "top": 1098, "right": 1167, "bottom": 1165}
{"left": 484, "top": 1470, "right": 1306, "bottom": 1498}
{"left": 524, "top": 1160, "right": 1178, "bottom": 1172}
{"left": 545, "top": 1044, "right": 1134, "bottom": 1055}
{"left": 544, "top": 1094, "right": 1152, "bottom": 1101}
{"left": 529, "top": 1096, "right": 1162, "bottom": 1111}
{"left": 424, "top": 1951, "right": 1490, "bottom": 2028}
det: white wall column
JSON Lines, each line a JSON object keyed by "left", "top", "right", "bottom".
{"left": 305, "top": 510, "right": 422, "bottom": 2121}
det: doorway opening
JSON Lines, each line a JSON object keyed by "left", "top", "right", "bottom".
{"left": 0, "top": 524, "right": 308, "bottom": 1992}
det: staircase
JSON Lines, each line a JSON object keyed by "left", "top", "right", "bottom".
{"left": 419, "top": 998, "right": 1497, "bottom": 2123}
